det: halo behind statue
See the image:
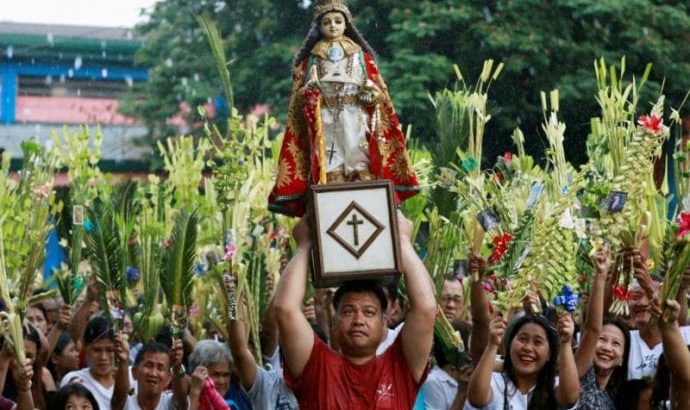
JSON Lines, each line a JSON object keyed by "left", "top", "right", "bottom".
{"left": 313, "top": 0, "right": 352, "bottom": 22}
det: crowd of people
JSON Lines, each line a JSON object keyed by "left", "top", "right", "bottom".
{"left": 1, "top": 212, "right": 689, "bottom": 410}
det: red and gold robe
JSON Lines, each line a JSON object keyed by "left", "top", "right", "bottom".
{"left": 268, "top": 50, "right": 418, "bottom": 217}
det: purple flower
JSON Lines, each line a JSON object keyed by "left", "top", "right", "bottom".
{"left": 553, "top": 285, "right": 579, "bottom": 313}
{"left": 126, "top": 266, "right": 140, "bottom": 282}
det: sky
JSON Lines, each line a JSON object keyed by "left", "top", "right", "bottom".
{"left": 0, "top": 0, "right": 159, "bottom": 28}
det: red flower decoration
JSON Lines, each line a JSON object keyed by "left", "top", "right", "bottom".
{"left": 612, "top": 285, "right": 632, "bottom": 301}
{"left": 637, "top": 114, "right": 663, "bottom": 133}
{"left": 503, "top": 152, "right": 513, "bottom": 164}
{"left": 677, "top": 212, "right": 690, "bottom": 239}
{"left": 489, "top": 232, "right": 513, "bottom": 263}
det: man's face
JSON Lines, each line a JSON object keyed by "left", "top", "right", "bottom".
{"left": 334, "top": 292, "right": 384, "bottom": 359}
{"left": 629, "top": 282, "right": 659, "bottom": 329}
{"left": 86, "top": 339, "right": 115, "bottom": 378}
{"left": 133, "top": 352, "right": 171, "bottom": 399}
{"left": 440, "top": 279, "right": 464, "bottom": 320}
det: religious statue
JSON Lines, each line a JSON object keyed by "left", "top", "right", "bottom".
{"left": 268, "top": 0, "right": 419, "bottom": 217}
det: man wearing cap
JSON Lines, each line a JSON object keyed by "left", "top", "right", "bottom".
{"left": 274, "top": 212, "right": 436, "bottom": 409}
{"left": 61, "top": 317, "right": 135, "bottom": 410}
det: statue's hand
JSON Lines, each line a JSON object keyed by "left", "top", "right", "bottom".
{"left": 358, "top": 79, "right": 381, "bottom": 105}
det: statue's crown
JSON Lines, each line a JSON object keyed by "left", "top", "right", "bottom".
{"left": 313, "top": 0, "right": 352, "bottom": 22}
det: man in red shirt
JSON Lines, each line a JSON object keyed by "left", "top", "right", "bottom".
{"left": 274, "top": 211, "right": 436, "bottom": 409}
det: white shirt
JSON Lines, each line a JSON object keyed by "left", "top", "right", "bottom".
{"left": 462, "top": 373, "right": 575, "bottom": 410}
{"left": 61, "top": 368, "right": 137, "bottom": 410}
{"left": 627, "top": 325, "right": 690, "bottom": 380}
{"left": 423, "top": 365, "right": 458, "bottom": 410}
{"left": 125, "top": 391, "right": 176, "bottom": 410}
{"left": 247, "top": 367, "right": 298, "bottom": 410}
{"left": 61, "top": 368, "right": 114, "bottom": 410}
{"left": 376, "top": 322, "right": 404, "bottom": 355}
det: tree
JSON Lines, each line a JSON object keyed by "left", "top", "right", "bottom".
{"left": 382, "top": 0, "right": 690, "bottom": 165}
{"left": 123, "top": 0, "right": 690, "bottom": 168}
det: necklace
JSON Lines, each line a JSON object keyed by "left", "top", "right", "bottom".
{"left": 327, "top": 43, "right": 345, "bottom": 62}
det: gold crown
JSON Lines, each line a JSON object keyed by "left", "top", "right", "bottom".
{"left": 313, "top": 0, "right": 352, "bottom": 22}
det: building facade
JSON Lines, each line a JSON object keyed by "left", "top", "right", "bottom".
{"left": 0, "top": 21, "right": 149, "bottom": 170}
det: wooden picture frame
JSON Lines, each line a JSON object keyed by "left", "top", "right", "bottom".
{"left": 309, "top": 180, "right": 402, "bottom": 288}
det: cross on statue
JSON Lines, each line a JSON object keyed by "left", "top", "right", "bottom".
{"left": 327, "top": 142, "right": 337, "bottom": 165}
{"left": 347, "top": 213, "right": 364, "bottom": 246}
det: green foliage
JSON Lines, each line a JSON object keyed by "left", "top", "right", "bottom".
{"left": 125, "top": 0, "right": 689, "bottom": 167}
{"left": 161, "top": 209, "right": 199, "bottom": 311}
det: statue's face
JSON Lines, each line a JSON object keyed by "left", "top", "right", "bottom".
{"left": 320, "top": 11, "right": 346, "bottom": 40}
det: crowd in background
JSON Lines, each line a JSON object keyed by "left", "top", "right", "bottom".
{"left": 1, "top": 213, "right": 690, "bottom": 410}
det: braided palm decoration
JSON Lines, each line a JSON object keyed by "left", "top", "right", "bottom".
{"left": 496, "top": 176, "right": 585, "bottom": 311}
{"left": 591, "top": 118, "right": 669, "bottom": 250}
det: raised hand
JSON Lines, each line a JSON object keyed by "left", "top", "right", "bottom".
{"left": 396, "top": 211, "right": 414, "bottom": 244}
{"left": 171, "top": 339, "right": 184, "bottom": 369}
{"left": 468, "top": 254, "right": 487, "bottom": 280}
{"left": 56, "top": 303, "right": 73, "bottom": 331}
{"left": 489, "top": 316, "right": 507, "bottom": 347}
{"left": 591, "top": 247, "right": 610, "bottom": 275}
{"left": 113, "top": 332, "right": 130, "bottom": 364}
{"left": 190, "top": 365, "right": 208, "bottom": 396}
{"left": 292, "top": 217, "right": 312, "bottom": 247}
{"left": 557, "top": 312, "right": 575, "bottom": 344}
{"left": 14, "top": 359, "right": 34, "bottom": 392}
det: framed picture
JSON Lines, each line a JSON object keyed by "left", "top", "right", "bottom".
{"left": 309, "top": 180, "right": 401, "bottom": 288}
{"left": 605, "top": 191, "right": 628, "bottom": 213}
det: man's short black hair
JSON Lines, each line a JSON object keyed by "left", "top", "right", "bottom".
{"left": 134, "top": 342, "right": 171, "bottom": 366}
{"left": 333, "top": 280, "right": 388, "bottom": 313}
{"left": 84, "top": 316, "right": 115, "bottom": 345}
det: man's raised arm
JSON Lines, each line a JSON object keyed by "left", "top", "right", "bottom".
{"left": 398, "top": 212, "right": 437, "bottom": 383}
{"left": 273, "top": 218, "right": 314, "bottom": 379}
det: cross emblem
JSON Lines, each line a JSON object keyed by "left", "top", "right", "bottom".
{"left": 326, "top": 142, "right": 337, "bottom": 165}
{"left": 347, "top": 213, "right": 364, "bottom": 246}
{"left": 327, "top": 201, "right": 385, "bottom": 259}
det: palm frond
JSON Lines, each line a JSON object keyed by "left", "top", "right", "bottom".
{"left": 161, "top": 209, "right": 199, "bottom": 333}
{"left": 85, "top": 205, "right": 121, "bottom": 323}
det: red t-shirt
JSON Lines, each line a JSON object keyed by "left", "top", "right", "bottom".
{"left": 284, "top": 334, "right": 428, "bottom": 409}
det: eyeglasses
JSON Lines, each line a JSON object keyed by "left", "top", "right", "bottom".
{"left": 440, "top": 295, "right": 463, "bottom": 304}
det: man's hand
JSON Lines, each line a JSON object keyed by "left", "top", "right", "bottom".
{"left": 557, "top": 312, "right": 575, "bottom": 344}
{"left": 292, "top": 217, "right": 312, "bottom": 247}
{"left": 660, "top": 299, "right": 681, "bottom": 326}
{"left": 396, "top": 211, "right": 414, "bottom": 244}
{"left": 114, "top": 333, "right": 130, "bottom": 363}
{"left": 488, "top": 316, "right": 506, "bottom": 347}
{"left": 468, "top": 254, "right": 487, "bottom": 281}
{"left": 171, "top": 339, "right": 184, "bottom": 369}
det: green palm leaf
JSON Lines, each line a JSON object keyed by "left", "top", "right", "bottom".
{"left": 85, "top": 204, "right": 122, "bottom": 324}
{"left": 161, "top": 209, "right": 198, "bottom": 337}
